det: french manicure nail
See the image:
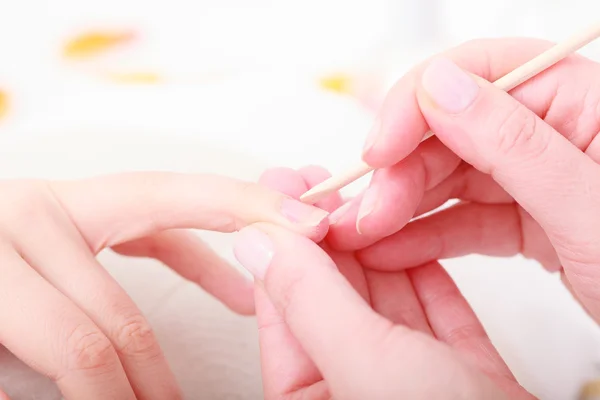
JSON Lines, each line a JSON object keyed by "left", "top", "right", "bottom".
{"left": 233, "top": 227, "right": 274, "bottom": 280}
{"left": 421, "top": 58, "right": 479, "bottom": 114}
{"left": 281, "top": 198, "right": 329, "bottom": 227}
{"left": 329, "top": 201, "right": 353, "bottom": 225}
{"left": 362, "top": 117, "right": 382, "bottom": 155}
{"left": 356, "top": 185, "right": 379, "bottom": 234}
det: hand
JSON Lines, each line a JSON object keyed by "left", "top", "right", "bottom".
{"left": 326, "top": 38, "right": 600, "bottom": 321}
{"left": 0, "top": 172, "right": 328, "bottom": 399}
{"left": 234, "top": 166, "right": 533, "bottom": 399}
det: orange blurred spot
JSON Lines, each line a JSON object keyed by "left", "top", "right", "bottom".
{"left": 108, "top": 72, "right": 162, "bottom": 84}
{"left": 63, "top": 30, "right": 136, "bottom": 58}
{"left": 0, "top": 90, "right": 8, "bottom": 120}
{"left": 319, "top": 73, "right": 354, "bottom": 95}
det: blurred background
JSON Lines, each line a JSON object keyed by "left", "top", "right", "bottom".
{"left": 2, "top": 0, "right": 600, "bottom": 168}
{"left": 2, "top": 1, "right": 600, "bottom": 399}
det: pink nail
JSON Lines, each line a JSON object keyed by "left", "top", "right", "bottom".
{"left": 233, "top": 227, "right": 274, "bottom": 280}
{"left": 421, "top": 58, "right": 479, "bottom": 113}
{"left": 281, "top": 198, "right": 329, "bottom": 227}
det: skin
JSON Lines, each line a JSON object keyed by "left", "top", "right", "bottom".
{"left": 235, "top": 166, "right": 531, "bottom": 399}
{"left": 338, "top": 38, "right": 600, "bottom": 322}
{"left": 233, "top": 38, "right": 600, "bottom": 398}
{"left": 0, "top": 172, "right": 329, "bottom": 399}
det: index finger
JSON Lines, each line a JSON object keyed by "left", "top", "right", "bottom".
{"left": 49, "top": 172, "right": 330, "bottom": 251}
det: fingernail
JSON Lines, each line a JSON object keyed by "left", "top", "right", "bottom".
{"left": 362, "top": 117, "right": 382, "bottom": 155}
{"left": 329, "top": 201, "right": 353, "bottom": 225}
{"left": 421, "top": 58, "right": 479, "bottom": 114}
{"left": 234, "top": 227, "right": 274, "bottom": 280}
{"left": 356, "top": 185, "right": 379, "bottom": 234}
{"left": 281, "top": 198, "right": 329, "bottom": 227}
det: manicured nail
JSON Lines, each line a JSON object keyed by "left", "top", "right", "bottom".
{"left": 281, "top": 198, "right": 329, "bottom": 227}
{"left": 421, "top": 58, "right": 479, "bottom": 114}
{"left": 362, "top": 117, "right": 382, "bottom": 155}
{"left": 356, "top": 185, "right": 379, "bottom": 234}
{"left": 329, "top": 201, "right": 353, "bottom": 225}
{"left": 233, "top": 227, "right": 274, "bottom": 280}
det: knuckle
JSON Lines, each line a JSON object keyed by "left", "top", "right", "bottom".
{"left": 493, "top": 104, "right": 548, "bottom": 160}
{"left": 65, "top": 325, "right": 118, "bottom": 373}
{"left": 113, "top": 315, "right": 161, "bottom": 360}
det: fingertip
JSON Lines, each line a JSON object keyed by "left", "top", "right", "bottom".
{"left": 230, "top": 294, "right": 256, "bottom": 316}
{"left": 222, "top": 280, "right": 256, "bottom": 316}
{"left": 361, "top": 76, "right": 429, "bottom": 168}
{"left": 259, "top": 167, "right": 308, "bottom": 198}
{"left": 298, "top": 165, "right": 343, "bottom": 212}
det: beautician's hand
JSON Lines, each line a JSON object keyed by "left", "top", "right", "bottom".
{"left": 325, "top": 38, "right": 600, "bottom": 321}
{"left": 234, "top": 166, "right": 533, "bottom": 400}
{"left": 0, "top": 172, "right": 328, "bottom": 399}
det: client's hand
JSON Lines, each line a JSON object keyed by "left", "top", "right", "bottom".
{"left": 0, "top": 172, "right": 328, "bottom": 399}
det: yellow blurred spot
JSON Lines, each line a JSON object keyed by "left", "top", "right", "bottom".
{"left": 0, "top": 90, "right": 8, "bottom": 120}
{"left": 108, "top": 72, "right": 162, "bottom": 84}
{"left": 63, "top": 30, "right": 136, "bottom": 58}
{"left": 319, "top": 73, "right": 354, "bottom": 95}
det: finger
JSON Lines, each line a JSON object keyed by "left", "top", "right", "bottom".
{"left": 235, "top": 223, "right": 396, "bottom": 400}
{"left": 258, "top": 167, "right": 312, "bottom": 199}
{"left": 364, "top": 269, "right": 433, "bottom": 335}
{"left": 255, "top": 283, "right": 329, "bottom": 400}
{"left": 416, "top": 58, "right": 600, "bottom": 316}
{"left": 113, "top": 229, "right": 254, "bottom": 315}
{"left": 363, "top": 37, "right": 599, "bottom": 167}
{"left": 258, "top": 166, "right": 372, "bottom": 301}
{"left": 358, "top": 202, "right": 560, "bottom": 272}
{"left": 0, "top": 246, "right": 133, "bottom": 399}
{"left": 259, "top": 166, "right": 342, "bottom": 212}
{"left": 327, "top": 138, "right": 460, "bottom": 250}
{"left": 236, "top": 224, "right": 507, "bottom": 399}
{"left": 257, "top": 167, "right": 332, "bottom": 399}
{"left": 414, "top": 164, "right": 512, "bottom": 217}
{"left": 417, "top": 58, "right": 600, "bottom": 242}
{"left": 9, "top": 211, "right": 180, "bottom": 399}
{"left": 50, "top": 172, "right": 330, "bottom": 251}
{"left": 259, "top": 167, "right": 371, "bottom": 300}
{"left": 408, "top": 262, "right": 527, "bottom": 398}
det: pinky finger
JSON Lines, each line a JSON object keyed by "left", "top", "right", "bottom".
{"left": 113, "top": 230, "right": 254, "bottom": 315}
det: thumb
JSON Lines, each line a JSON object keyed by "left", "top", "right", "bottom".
{"left": 416, "top": 58, "right": 600, "bottom": 314}
{"left": 233, "top": 224, "right": 504, "bottom": 399}
{"left": 234, "top": 223, "right": 391, "bottom": 399}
